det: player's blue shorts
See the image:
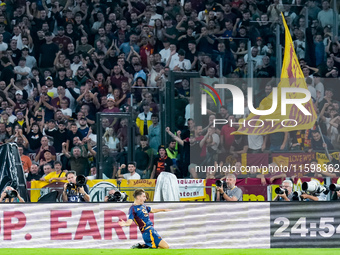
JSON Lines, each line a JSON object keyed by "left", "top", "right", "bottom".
{"left": 142, "top": 226, "right": 162, "bottom": 248}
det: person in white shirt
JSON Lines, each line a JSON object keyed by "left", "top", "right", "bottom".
{"left": 92, "top": 12, "right": 105, "bottom": 32}
{"left": 5, "top": 106, "right": 16, "bottom": 123}
{"left": 21, "top": 46, "right": 36, "bottom": 69}
{"left": 0, "top": 34, "right": 8, "bottom": 51}
{"left": 317, "top": 0, "right": 334, "bottom": 28}
{"left": 14, "top": 57, "right": 31, "bottom": 80}
{"left": 12, "top": 25, "right": 23, "bottom": 50}
{"left": 148, "top": 61, "right": 163, "bottom": 87}
{"left": 184, "top": 95, "right": 194, "bottom": 126}
{"left": 306, "top": 77, "right": 316, "bottom": 100}
{"left": 198, "top": 4, "right": 215, "bottom": 21}
{"left": 65, "top": 78, "right": 80, "bottom": 111}
{"left": 283, "top": 4, "right": 297, "bottom": 27}
{"left": 87, "top": 165, "right": 109, "bottom": 180}
{"left": 159, "top": 41, "right": 171, "bottom": 63}
{"left": 117, "top": 162, "right": 141, "bottom": 180}
{"left": 168, "top": 49, "right": 191, "bottom": 71}
{"left": 45, "top": 76, "right": 58, "bottom": 98}
{"left": 149, "top": 5, "right": 163, "bottom": 27}
{"left": 248, "top": 135, "right": 265, "bottom": 153}
{"left": 70, "top": 54, "right": 83, "bottom": 77}
{"left": 60, "top": 99, "right": 72, "bottom": 119}
{"left": 244, "top": 47, "right": 263, "bottom": 69}
{"left": 294, "top": 30, "right": 305, "bottom": 60}
{"left": 21, "top": 76, "right": 34, "bottom": 96}
{"left": 313, "top": 73, "right": 324, "bottom": 102}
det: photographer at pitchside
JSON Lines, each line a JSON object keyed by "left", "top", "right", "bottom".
{"left": 273, "top": 180, "right": 293, "bottom": 201}
{"left": 62, "top": 171, "right": 90, "bottom": 202}
{"left": 0, "top": 186, "right": 25, "bottom": 202}
{"left": 216, "top": 174, "right": 243, "bottom": 201}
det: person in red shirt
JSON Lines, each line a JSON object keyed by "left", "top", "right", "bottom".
{"left": 95, "top": 73, "right": 109, "bottom": 97}
{"left": 51, "top": 86, "right": 70, "bottom": 109}
{"left": 220, "top": 115, "right": 237, "bottom": 152}
{"left": 52, "top": 26, "right": 73, "bottom": 52}
{"left": 139, "top": 34, "right": 154, "bottom": 68}
{"left": 110, "top": 65, "right": 128, "bottom": 90}
{"left": 102, "top": 95, "right": 120, "bottom": 113}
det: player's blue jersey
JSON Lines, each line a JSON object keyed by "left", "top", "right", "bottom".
{"left": 128, "top": 204, "right": 153, "bottom": 233}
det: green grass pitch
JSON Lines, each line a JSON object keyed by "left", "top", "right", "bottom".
{"left": 1, "top": 249, "right": 340, "bottom": 255}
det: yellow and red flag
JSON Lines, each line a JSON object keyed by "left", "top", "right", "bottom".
{"left": 232, "top": 14, "right": 317, "bottom": 135}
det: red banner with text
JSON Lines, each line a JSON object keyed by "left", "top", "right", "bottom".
{"left": 271, "top": 152, "right": 316, "bottom": 177}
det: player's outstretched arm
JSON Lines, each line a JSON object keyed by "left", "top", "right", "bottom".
{"left": 150, "top": 209, "right": 171, "bottom": 213}
{"left": 119, "top": 219, "right": 133, "bottom": 227}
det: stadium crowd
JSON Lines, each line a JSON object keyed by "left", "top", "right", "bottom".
{"left": 0, "top": 0, "right": 338, "bottom": 183}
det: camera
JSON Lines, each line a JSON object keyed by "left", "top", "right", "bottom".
{"left": 329, "top": 184, "right": 340, "bottom": 192}
{"left": 66, "top": 183, "right": 76, "bottom": 191}
{"left": 215, "top": 180, "right": 226, "bottom": 188}
{"left": 302, "top": 181, "right": 329, "bottom": 195}
{"left": 5, "top": 190, "right": 17, "bottom": 199}
{"left": 292, "top": 191, "right": 303, "bottom": 201}
{"left": 66, "top": 175, "right": 87, "bottom": 193}
{"left": 76, "top": 175, "right": 87, "bottom": 187}
{"left": 107, "top": 191, "right": 128, "bottom": 202}
{"left": 275, "top": 187, "right": 288, "bottom": 196}
{"left": 330, "top": 184, "right": 340, "bottom": 200}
